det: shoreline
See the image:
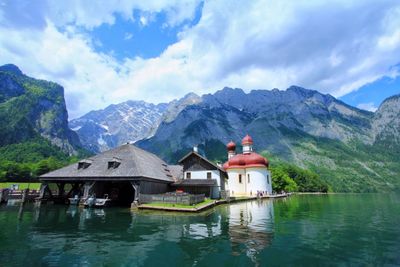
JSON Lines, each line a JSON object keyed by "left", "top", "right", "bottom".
{"left": 136, "top": 193, "right": 290, "bottom": 213}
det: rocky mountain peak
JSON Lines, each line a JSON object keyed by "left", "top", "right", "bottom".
{"left": 0, "top": 64, "right": 23, "bottom": 75}
{"left": 161, "top": 92, "right": 202, "bottom": 123}
{"left": 372, "top": 94, "right": 400, "bottom": 145}
{"left": 379, "top": 94, "right": 400, "bottom": 108}
{"left": 70, "top": 91, "right": 204, "bottom": 153}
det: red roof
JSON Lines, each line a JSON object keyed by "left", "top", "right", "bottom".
{"left": 242, "top": 134, "right": 253, "bottom": 145}
{"left": 223, "top": 152, "right": 269, "bottom": 170}
{"left": 226, "top": 141, "right": 236, "bottom": 151}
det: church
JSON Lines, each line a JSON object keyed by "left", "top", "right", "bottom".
{"left": 223, "top": 135, "right": 272, "bottom": 197}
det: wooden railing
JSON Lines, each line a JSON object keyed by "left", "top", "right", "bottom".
{"left": 140, "top": 192, "right": 205, "bottom": 205}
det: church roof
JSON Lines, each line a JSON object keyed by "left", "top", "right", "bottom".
{"left": 40, "top": 144, "right": 175, "bottom": 182}
{"left": 242, "top": 134, "right": 253, "bottom": 145}
{"left": 223, "top": 134, "right": 269, "bottom": 170}
{"left": 223, "top": 152, "right": 269, "bottom": 170}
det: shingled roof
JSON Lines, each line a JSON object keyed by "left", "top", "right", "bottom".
{"left": 178, "top": 151, "right": 227, "bottom": 174}
{"left": 168, "top": 165, "right": 183, "bottom": 181}
{"left": 40, "top": 144, "right": 174, "bottom": 182}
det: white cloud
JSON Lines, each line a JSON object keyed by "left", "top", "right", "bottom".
{"left": 124, "top": 32, "right": 133, "bottom": 40}
{"left": 357, "top": 103, "right": 378, "bottom": 112}
{"left": 0, "top": 0, "right": 202, "bottom": 30}
{"left": 0, "top": 0, "right": 400, "bottom": 119}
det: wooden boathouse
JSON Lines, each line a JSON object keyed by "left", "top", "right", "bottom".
{"left": 39, "top": 144, "right": 178, "bottom": 207}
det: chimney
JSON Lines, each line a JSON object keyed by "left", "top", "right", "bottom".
{"left": 193, "top": 145, "right": 198, "bottom": 153}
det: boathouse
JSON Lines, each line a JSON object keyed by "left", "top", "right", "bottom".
{"left": 39, "top": 144, "right": 177, "bottom": 206}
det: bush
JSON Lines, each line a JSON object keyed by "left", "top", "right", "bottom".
{"left": 271, "top": 163, "right": 329, "bottom": 193}
{"left": 271, "top": 166, "right": 298, "bottom": 192}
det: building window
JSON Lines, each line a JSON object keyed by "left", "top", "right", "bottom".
{"left": 248, "top": 174, "right": 250, "bottom": 183}
{"left": 207, "top": 172, "right": 212, "bottom": 179}
{"left": 267, "top": 175, "right": 269, "bottom": 184}
{"left": 239, "top": 174, "right": 242, "bottom": 184}
{"left": 78, "top": 160, "right": 91, "bottom": 169}
{"left": 186, "top": 172, "right": 191, "bottom": 179}
{"left": 107, "top": 160, "right": 121, "bottom": 169}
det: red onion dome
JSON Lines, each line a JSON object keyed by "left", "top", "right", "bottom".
{"left": 228, "top": 154, "right": 246, "bottom": 166}
{"left": 223, "top": 152, "right": 269, "bottom": 170}
{"left": 227, "top": 141, "right": 236, "bottom": 151}
{"left": 246, "top": 153, "right": 269, "bottom": 167}
{"left": 242, "top": 134, "right": 253, "bottom": 145}
{"left": 223, "top": 162, "right": 229, "bottom": 169}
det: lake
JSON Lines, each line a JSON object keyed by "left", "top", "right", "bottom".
{"left": 0, "top": 194, "right": 399, "bottom": 266}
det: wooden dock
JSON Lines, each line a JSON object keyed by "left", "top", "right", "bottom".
{"left": 0, "top": 189, "right": 40, "bottom": 204}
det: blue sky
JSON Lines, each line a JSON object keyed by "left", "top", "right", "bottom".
{"left": 91, "top": 14, "right": 179, "bottom": 60}
{"left": 340, "top": 75, "right": 400, "bottom": 111}
{"left": 90, "top": 6, "right": 203, "bottom": 61}
{"left": 0, "top": 0, "right": 399, "bottom": 118}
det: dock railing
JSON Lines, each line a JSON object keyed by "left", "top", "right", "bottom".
{"left": 140, "top": 192, "right": 205, "bottom": 205}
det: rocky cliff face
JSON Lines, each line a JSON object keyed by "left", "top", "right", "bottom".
{"left": 69, "top": 101, "right": 168, "bottom": 153}
{"left": 0, "top": 64, "right": 82, "bottom": 155}
{"left": 70, "top": 92, "right": 202, "bottom": 153}
{"left": 137, "top": 86, "right": 374, "bottom": 160}
{"left": 372, "top": 94, "right": 400, "bottom": 148}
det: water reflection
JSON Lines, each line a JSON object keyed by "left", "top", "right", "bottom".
{"left": 2, "top": 199, "right": 275, "bottom": 266}
{"left": 228, "top": 200, "right": 275, "bottom": 264}
{"left": 2, "top": 195, "right": 399, "bottom": 266}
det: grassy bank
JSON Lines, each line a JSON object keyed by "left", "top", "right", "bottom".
{"left": 140, "top": 198, "right": 215, "bottom": 209}
{"left": 0, "top": 182, "right": 41, "bottom": 190}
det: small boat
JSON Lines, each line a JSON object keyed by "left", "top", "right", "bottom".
{"left": 68, "top": 195, "right": 80, "bottom": 205}
{"left": 84, "top": 194, "right": 112, "bottom": 208}
{"left": 84, "top": 195, "right": 96, "bottom": 208}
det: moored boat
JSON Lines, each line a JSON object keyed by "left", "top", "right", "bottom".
{"left": 68, "top": 195, "right": 80, "bottom": 205}
{"left": 84, "top": 194, "right": 113, "bottom": 208}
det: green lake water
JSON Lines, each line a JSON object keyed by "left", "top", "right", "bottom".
{"left": 0, "top": 194, "right": 399, "bottom": 266}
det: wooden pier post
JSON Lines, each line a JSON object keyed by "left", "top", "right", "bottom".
{"left": 130, "top": 181, "right": 140, "bottom": 208}
{"left": 21, "top": 189, "right": 29, "bottom": 204}
{"left": 0, "top": 189, "right": 9, "bottom": 204}
{"left": 57, "top": 183, "right": 65, "bottom": 197}
{"left": 37, "top": 183, "right": 53, "bottom": 204}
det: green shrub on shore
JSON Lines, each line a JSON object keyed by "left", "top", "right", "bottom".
{"left": 0, "top": 138, "right": 90, "bottom": 183}
{"left": 271, "top": 163, "right": 329, "bottom": 193}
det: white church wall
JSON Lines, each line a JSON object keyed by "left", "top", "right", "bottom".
{"left": 246, "top": 168, "right": 272, "bottom": 195}
{"left": 227, "top": 168, "right": 272, "bottom": 196}
{"left": 227, "top": 169, "right": 246, "bottom": 196}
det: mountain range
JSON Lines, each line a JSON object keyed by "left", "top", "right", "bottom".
{"left": 72, "top": 85, "right": 399, "bottom": 192}
{"left": 69, "top": 93, "right": 201, "bottom": 153}
{"left": 0, "top": 64, "right": 399, "bottom": 192}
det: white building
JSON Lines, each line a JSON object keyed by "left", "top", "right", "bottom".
{"left": 172, "top": 148, "right": 228, "bottom": 199}
{"left": 223, "top": 135, "right": 272, "bottom": 197}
